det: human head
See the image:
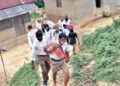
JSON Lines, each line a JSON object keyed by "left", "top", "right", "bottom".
{"left": 70, "top": 29, "right": 74, "bottom": 32}
{"left": 64, "top": 16, "right": 69, "bottom": 22}
{"left": 59, "top": 32, "right": 67, "bottom": 44}
{"left": 67, "top": 24, "right": 74, "bottom": 30}
{"left": 63, "top": 24, "right": 67, "bottom": 29}
{"left": 44, "top": 24, "right": 50, "bottom": 31}
{"left": 28, "top": 25, "right": 32, "bottom": 31}
{"left": 36, "top": 30, "right": 43, "bottom": 41}
{"left": 38, "top": 19, "right": 42, "bottom": 23}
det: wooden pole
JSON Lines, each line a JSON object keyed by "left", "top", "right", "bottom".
{"left": 0, "top": 49, "right": 8, "bottom": 83}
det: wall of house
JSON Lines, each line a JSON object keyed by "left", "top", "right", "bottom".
{"left": 44, "top": 0, "right": 74, "bottom": 17}
{"left": 0, "top": 13, "right": 30, "bottom": 49}
{"left": 103, "top": 0, "right": 120, "bottom": 13}
{"left": 0, "top": 18, "right": 16, "bottom": 42}
{"left": 73, "top": 0, "right": 96, "bottom": 22}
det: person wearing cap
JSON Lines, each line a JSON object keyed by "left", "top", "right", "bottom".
{"left": 32, "top": 30, "right": 50, "bottom": 86}
{"left": 44, "top": 32, "right": 70, "bottom": 86}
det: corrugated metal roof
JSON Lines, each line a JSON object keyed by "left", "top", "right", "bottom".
{"left": 0, "top": 0, "right": 34, "bottom": 10}
{"left": 0, "top": 3, "right": 38, "bottom": 21}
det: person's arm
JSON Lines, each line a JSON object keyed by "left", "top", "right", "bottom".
{"left": 44, "top": 44, "right": 57, "bottom": 53}
{"left": 27, "top": 34, "right": 33, "bottom": 49}
{"left": 76, "top": 33, "right": 80, "bottom": 45}
{"left": 65, "top": 44, "right": 70, "bottom": 63}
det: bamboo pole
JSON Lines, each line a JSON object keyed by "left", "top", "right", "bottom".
{"left": 0, "top": 49, "right": 8, "bottom": 83}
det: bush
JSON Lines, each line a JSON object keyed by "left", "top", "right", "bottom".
{"left": 82, "top": 16, "right": 120, "bottom": 84}
{"left": 11, "top": 63, "right": 40, "bottom": 86}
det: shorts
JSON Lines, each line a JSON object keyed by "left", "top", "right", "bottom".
{"left": 36, "top": 55, "right": 50, "bottom": 65}
{"left": 50, "top": 59, "right": 68, "bottom": 73}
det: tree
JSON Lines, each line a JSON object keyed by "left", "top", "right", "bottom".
{"left": 34, "top": 0, "right": 44, "bottom": 8}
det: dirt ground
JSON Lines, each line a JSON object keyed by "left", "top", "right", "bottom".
{"left": 0, "top": 17, "right": 116, "bottom": 86}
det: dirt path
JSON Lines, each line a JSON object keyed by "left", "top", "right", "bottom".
{"left": 0, "top": 44, "right": 30, "bottom": 86}
{"left": 0, "top": 17, "right": 115, "bottom": 86}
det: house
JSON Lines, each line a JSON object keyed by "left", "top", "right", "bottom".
{"left": 44, "top": 0, "right": 120, "bottom": 23}
{"left": 0, "top": 0, "right": 38, "bottom": 49}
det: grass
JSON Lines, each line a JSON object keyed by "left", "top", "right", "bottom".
{"left": 82, "top": 16, "right": 120, "bottom": 85}
{"left": 11, "top": 63, "right": 40, "bottom": 86}
{"left": 71, "top": 55, "right": 85, "bottom": 86}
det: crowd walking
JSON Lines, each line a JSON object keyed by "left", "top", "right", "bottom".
{"left": 27, "top": 16, "right": 80, "bottom": 86}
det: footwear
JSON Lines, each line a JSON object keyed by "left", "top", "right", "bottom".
{"left": 43, "top": 81, "right": 47, "bottom": 86}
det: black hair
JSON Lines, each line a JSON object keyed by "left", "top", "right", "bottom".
{"left": 65, "top": 16, "right": 68, "bottom": 22}
{"left": 44, "top": 24, "right": 50, "bottom": 31}
{"left": 28, "top": 25, "right": 32, "bottom": 31}
{"left": 36, "top": 30, "right": 43, "bottom": 39}
{"left": 63, "top": 24, "right": 67, "bottom": 29}
{"left": 70, "top": 29, "right": 74, "bottom": 32}
{"left": 59, "top": 32, "right": 67, "bottom": 39}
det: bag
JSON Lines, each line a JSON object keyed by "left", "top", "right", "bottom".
{"left": 46, "top": 41, "right": 68, "bottom": 61}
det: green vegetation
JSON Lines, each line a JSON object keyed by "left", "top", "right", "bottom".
{"left": 29, "top": 12, "right": 40, "bottom": 21}
{"left": 71, "top": 55, "right": 85, "bottom": 86}
{"left": 11, "top": 63, "right": 40, "bottom": 86}
{"left": 34, "top": 0, "right": 44, "bottom": 8}
{"left": 82, "top": 16, "right": 120, "bottom": 84}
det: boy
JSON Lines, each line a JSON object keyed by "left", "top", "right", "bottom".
{"left": 68, "top": 29, "right": 80, "bottom": 55}
{"left": 44, "top": 32, "right": 70, "bottom": 86}
{"left": 27, "top": 25, "right": 38, "bottom": 48}
{"left": 32, "top": 30, "right": 50, "bottom": 86}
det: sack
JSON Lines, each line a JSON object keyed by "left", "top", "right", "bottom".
{"left": 46, "top": 41, "right": 68, "bottom": 61}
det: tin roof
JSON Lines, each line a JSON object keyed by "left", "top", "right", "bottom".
{"left": 0, "top": 0, "right": 34, "bottom": 10}
{"left": 0, "top": 3, "right": 38, "bottom": 21}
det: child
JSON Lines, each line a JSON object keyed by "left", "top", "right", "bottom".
{"left": 32, "top": 30, "right": 50, "bottom": 86}
{"left": 68, "top": 29, "right": 80, "bottom": 55}
{"left": 44, "top": 32, "right": 70, "bottom": 86}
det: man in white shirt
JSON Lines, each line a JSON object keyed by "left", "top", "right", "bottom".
{"left": 43, "top": 24, "right": 55, "bottom": 42}
{"left": 57, "top": 18, "right": 64, "bottom": 30}
{"left": 44, "top": 19, "right": 55, "bottom": 29}
{"left": 44, "top": 32, "right": 70, "bottom": 86}
{"left": 63, "top": 16, "right": 71, "bottom": 26}
{"left": 27, "top": 25, "right": 38, "bottom": 48}
{"left": 32, "top": 30, "right": 50, "bottom": 86}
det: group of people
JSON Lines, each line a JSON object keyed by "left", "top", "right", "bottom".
{"left": 27, "top": 16, "right": 80, "bottom": 86}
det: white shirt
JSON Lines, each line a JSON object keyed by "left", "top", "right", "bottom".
{"left": 27, "top": 29, "right": 38, "bottom": 48}
{"left": 63, "top": 19, "right": 71, "bottom": 25}
{"left": 63, "top": 28, "right": 70, "bottom": 36}
{"left": 57, "top": 19, "right": 64, "bottom": 30}
{"left": 36, "top": 22, "right": 42, "bottom": 29}
{"left": 49, "top": 42, "right": 69, "bottom": 60}
{"left": 44, "top": 20, "right": 55, "bottom": 29}
{"left": 31, "top": 38, "right": 48, "bottom": 61}
{"left": 49, "top": 29, "right": 56, "bottom": 41}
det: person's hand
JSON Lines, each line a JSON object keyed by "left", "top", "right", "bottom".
{"left": 53, "top": 45, "right": 58, "bottom": 51}
{"left": 66, "top": 58, "right": 70, "bottom": 63}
